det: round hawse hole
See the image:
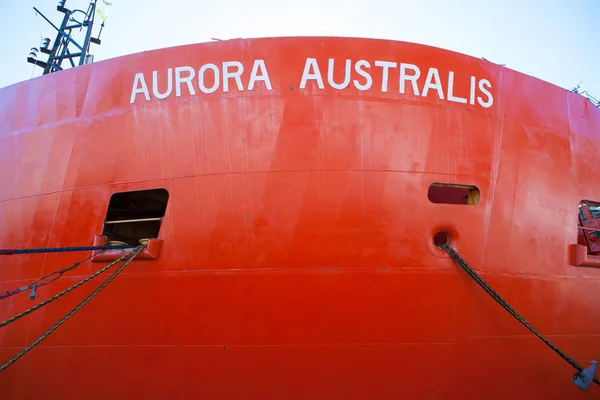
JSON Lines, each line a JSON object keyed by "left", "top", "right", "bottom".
{"left": 433, "top": 231, "right": 450, "bottom": 246}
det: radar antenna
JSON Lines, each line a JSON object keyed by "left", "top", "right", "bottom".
{"left": 27, "top": 0, "right": 111, "bottom": 75}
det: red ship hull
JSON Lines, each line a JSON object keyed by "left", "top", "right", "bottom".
{"left": 1, "top": 37, "right": 600, "bottom": 398}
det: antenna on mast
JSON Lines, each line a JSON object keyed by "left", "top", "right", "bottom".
{"left": 27, "top": 0, "right": 111, "bottom": 75}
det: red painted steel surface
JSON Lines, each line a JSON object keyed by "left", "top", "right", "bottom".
{"left": 1, "top": 37, "right": 600, "bottom": 398}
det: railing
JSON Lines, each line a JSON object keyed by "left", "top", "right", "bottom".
{"left": 104, "top": 217, "right": 163, "bottom": 225}
{"left": 573, "top": 202, "right": 600, "bottom": 267}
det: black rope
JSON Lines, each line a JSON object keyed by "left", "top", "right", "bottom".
{"left": 437, "top": 243, "right": 600, "bottom": 386}
{"left": 0, "top": 251, "right": 104, "bottom": 301}
{"left": 0, "top": 245, "right": 144, "bottom": 373}
{"left": 0, "top": 245, "right": 137, "bottom": 255}
{"left": 0, "top": 248, "right": 142, "bottom": 329}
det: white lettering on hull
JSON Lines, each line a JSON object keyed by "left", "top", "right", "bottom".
{"left": 353, "top": 60, "right": 372, "bottom": 91}
{"left": 198, "top": 64, "right": 219, "bottom": 94}
{"left": 299, "top": 58, "right": 324, "bottom": 89}
{"left": 130, "top": 57, "right": 494, "bottom": 109}
{"left": 399, "top": 63, "right": 420, "bottom": 96}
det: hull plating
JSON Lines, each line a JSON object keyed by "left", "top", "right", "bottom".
{"left": 1, "top": 37, "right": 600, "bottom": 398}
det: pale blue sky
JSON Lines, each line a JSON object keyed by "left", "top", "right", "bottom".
{"left": 0, "top": 0, "right": 598, "bottom": 99}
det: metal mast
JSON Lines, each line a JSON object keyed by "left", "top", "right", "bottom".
{"left": 27, "top": 0, "right": 107, "bottom": 75}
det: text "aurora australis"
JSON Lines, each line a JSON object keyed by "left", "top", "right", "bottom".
{"left": 130, "top": 58, "right": 494, "bottom": 108}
